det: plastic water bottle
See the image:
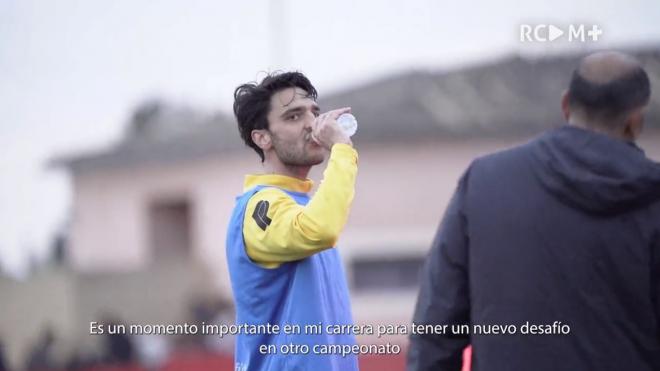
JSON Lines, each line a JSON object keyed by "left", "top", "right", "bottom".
{"left": 337, "top": 113, "right": 358, "bottom": 137}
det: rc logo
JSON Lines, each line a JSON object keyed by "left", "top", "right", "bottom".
{"left": 520, "top": 24, "right": 603, "bottom": 42}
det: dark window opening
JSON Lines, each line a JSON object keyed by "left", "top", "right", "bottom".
{"left": 148, "top": 199, "right": 192, "bottom": 260}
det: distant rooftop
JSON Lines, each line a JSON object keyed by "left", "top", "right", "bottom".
{"left": 56, "top": 47, "right": 660, "bottom": 173}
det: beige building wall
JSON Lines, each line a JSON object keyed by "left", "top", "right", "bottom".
{"left": 69, "top": 150, "right": 261, "bottom": 289}
{"left": 0, "top": 267, "right": 76, "bottom": 370}
{"left": 0, "top": 262, "right": 216, "bottom": 369}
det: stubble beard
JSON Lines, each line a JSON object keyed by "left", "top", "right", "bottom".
{"left": 272, "top": 138, "right": 324, "bottom": 167}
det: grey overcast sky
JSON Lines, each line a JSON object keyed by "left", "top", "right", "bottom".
{"left": 1, "top": 0, "right": 659, "bottom": 277}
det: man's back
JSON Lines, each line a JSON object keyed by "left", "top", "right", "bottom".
{"left": 409, "top": 50, "right": 659, "bottom": 371}
{"left": 463, "top": 126, "right": 660, "bottom": 370}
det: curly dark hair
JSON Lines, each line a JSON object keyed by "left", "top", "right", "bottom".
{"left": 233, "top": 71, "right": 318, "bottom": 161}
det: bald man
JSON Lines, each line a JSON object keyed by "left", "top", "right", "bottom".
{"left": 408, "top": 51, "right": 660, "bottom": 371}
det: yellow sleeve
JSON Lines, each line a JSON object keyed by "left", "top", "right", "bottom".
{"left": 243, "top": 143, "right": 358, "bottom": 268}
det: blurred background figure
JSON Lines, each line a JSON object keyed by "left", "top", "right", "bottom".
{"left": 201, "top": 297, "right": 235, "bottom": 356}
{"left": 133, "top": 334, "right": 169, "bottom": 371}
{"left": 100, "top": 316, "right": 134, "bottom": 365}
{"left": 0, "top": 337, "right": 9, "bottom": 371}
{"left": 63, "top": 345, "right": 97, "bottom": 371}
{"left": 24, "top": 326, "right": 57, "bottom": 371}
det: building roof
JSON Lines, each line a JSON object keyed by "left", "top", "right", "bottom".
{"left": 324, "top": 47, "right": 660, "bottom": 142}
{"left": 56, "top": 47, "right": 660, "bottom": 173}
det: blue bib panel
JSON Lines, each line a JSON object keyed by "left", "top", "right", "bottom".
{"left": 226, "top": 185, "right": 359, "bottom": 371}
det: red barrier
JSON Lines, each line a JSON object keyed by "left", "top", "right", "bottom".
{"left": 86, "top": 365, "right": 145, "bottom": 371}
{"left": 160, "top": 350, "right": 233, "bottom": 371}
{"left": 358, "top": 353, "right": 406, "bottom": 371}
{"left": 81, "top": 347, "right": 470, "bottom": 371}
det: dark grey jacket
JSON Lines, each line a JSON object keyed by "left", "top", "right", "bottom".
{"left": 408, "top": 125, "right": 660, "bottom": 371}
